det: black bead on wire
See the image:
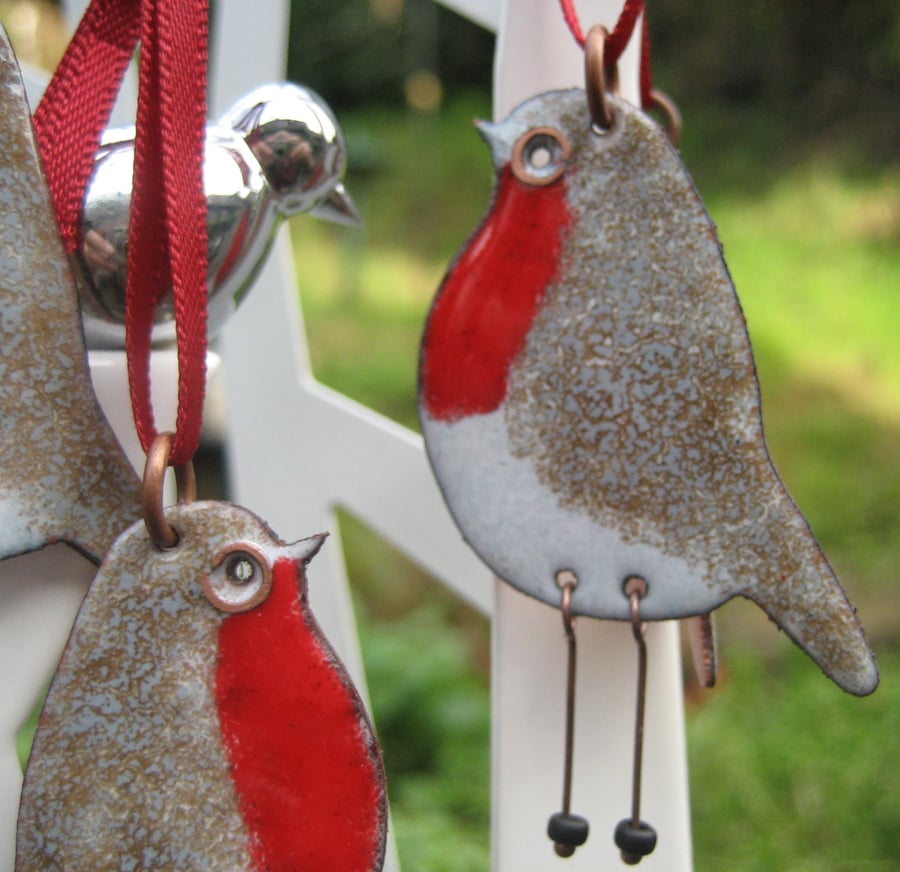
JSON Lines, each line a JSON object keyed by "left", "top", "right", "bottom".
{"left": 547, "top": 570, "right": 590, "bottom": 857}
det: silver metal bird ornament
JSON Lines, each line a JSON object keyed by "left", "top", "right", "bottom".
{"left": 419, "top": 87, "right": 878, "bottom": 697}
{"left": 77, "top": 82, "right": 360, "bottom": 347}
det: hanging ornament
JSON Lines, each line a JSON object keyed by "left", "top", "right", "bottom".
{"left": 78, "top": 83, "right": 360, "bottom": 348}
{"left": 17, "top": 436, "right": 388, "bottom": 870}
{"left": 0, "top": 26, "right": 140, "bottom": 564}
{"left": 420, "top": 17, "right": 878, "bottom": 696}
{"left": 15, "top": 2, "right": 387, "bottom": 868}
{"left": 419, "top": 40, "right": 877, "bottom": 695}
{"left": 418, "top": 2, "right": 878, "bottom": 862}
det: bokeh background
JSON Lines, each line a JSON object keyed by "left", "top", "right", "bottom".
{"left": 6, "top": 1, "right": 898, "bottom": 869}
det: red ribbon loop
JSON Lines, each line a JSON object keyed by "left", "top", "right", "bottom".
{"left": 33, "top": 0, "right": 142, "bottom": 254}
{"left": 126, "top": 0, "right": 209, "bottom": 465}
{"left": 558, "top": 0, "right": 654, "bottom": 108}
{"left": 34, "top": 0, "right": 210, "bottom": 467}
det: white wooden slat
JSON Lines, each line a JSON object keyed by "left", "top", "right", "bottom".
{"left": 434, "top": 0, "right": 502, "bottom": 31}
{"left": 0, "top": 549, "right": 93, "bottom": 869}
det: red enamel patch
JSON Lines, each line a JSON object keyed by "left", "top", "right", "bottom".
{"left": 420, "top": 167, "right": 571, "bottom": 420}
{"left": 216, "top": 559, "right": 384, "bottom": 871}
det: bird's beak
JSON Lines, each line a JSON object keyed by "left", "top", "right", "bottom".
{"left": 475, "top": 119, "right": 509, "bottom": 171}
{"left": 310, "top": 184, "right": 362, "bottom": 227}
{"left": 475, "top": 119, "right": 499, "bottom": 147}
{"left": 280, "top": 532, "right": 328, "bottom": 566}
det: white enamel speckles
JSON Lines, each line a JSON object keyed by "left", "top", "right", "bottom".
{"left": 419, "top": 89, "right": 877, "bottom": 695}
{"left": 17, "top": 501, "right": 387, "bottom": 870}
{"left": 16, "top": 504, "right": 258, "bottom": 870}
{"left": 0, "top": 26, "right": 140, "bottom": 562}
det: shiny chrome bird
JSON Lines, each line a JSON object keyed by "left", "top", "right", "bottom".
{"left": 78, "top": 82, "right": 360, "bottom": 346}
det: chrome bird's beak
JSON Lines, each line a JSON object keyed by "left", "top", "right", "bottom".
{"left": 310, "top": 184, "right": 362, "bottom": 226}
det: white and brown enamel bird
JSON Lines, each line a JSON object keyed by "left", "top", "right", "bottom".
{"left": 17, "top": 502, "right": 387, "bottom": 870}
{"left": 419, "top": 88, "right": 878, "bottom": 696}
{"left": 0, "top": 25, "right": 140, "bottom": 565}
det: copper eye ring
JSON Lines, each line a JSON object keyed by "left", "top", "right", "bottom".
{"left": 511, "top": 127, "right": 570, "bottom": 187}
{"left": 202, "top": 541, "right": 273, "bottom": 614}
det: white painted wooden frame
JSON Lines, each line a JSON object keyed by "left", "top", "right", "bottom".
{"left": 0, "top": 1, "right": 691, "bottom": 869}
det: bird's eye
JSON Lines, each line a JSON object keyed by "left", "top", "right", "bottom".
{"left": 202, "top": 542, "right": 273, "bottom": 613}
{"left": 511, "top": 127, "right": 570, "bottom": 186}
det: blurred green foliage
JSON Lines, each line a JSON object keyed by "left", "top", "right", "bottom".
{"left": 287, "top": 0, "right": 899, "bottom": 160}
{"left": 287, "top": 0, "right": 494, "bottom": 109}
{"left": 688, "top": 645, "right": 899, "bottom": 871}
{"left": 651, "top": 1, "right": 898, "bottom": 152}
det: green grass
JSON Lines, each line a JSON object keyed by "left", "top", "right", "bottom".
{"left": 712, "top": 163, "right": 900, "bottom": 422}
{"left": 687, "top": 645, "right": 900, "bottom": 872}
{"left": 361, "top": 608, "right": 491, "bottom": 869}
{"left": 294, "top": 96, "right": 899, "bottom": 870}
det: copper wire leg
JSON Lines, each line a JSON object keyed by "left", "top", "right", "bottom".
{"left": 614, "top": 576, "right": 658, "bottom": 865}
{"left": 627, "top": 578, "right": 648, "bottom": 828}
{"left": 547, "top": 570, "right": 589, "bottom": 857}
{"left": 560, "top": 576, "right": 577, "bottom": 817}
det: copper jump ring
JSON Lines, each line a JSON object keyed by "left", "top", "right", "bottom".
{"left": 584, "top": 25, "right": 618, "bottom": 132}
{"left": 142, "top": 432, "right": 196, "bottom": 549}
{"left": 647, "top": 88, "right": 682, "bottom": 145}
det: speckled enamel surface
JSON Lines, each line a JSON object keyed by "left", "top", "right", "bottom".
{"left": 0, "top": 28, "right": 140, "bottom": 562}
{"left": 420, "top": 89, "right": 877, "bottom": 695}
{"left": 17, "top": 505, "right": 258, "bottom": 869}
{"left": 17, "top": 501, "right": 387, "bottom": 869}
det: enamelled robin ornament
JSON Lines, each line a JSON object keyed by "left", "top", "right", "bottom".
{"left": 17, "top": 501, "right": 387, "bottom": 870}
{"left": 419, "top": 87, "right": 878, "bottom": 697}
{"left": 0, "top": 25, "right": 140, "bottom": 564}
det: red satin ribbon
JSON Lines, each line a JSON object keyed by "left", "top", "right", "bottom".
{"left": 33, "top": 0, "right": 209, "bottom": 467}
{"left": 558, "top": 0, "right": 655, "bottom": 108}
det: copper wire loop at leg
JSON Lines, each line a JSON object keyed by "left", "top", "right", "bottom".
{"left": 142, "top": 431, "right": 197, "bottom": 549}
{"left": 584, "top": 25, "right": 617, "bottom": 132}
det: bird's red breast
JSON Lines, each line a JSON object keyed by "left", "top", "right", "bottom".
{"left": 216, "top": 558, "right": 385, "bottom": 871}
{"left": 420, "top": 166, "right": 571, "bottom": 421}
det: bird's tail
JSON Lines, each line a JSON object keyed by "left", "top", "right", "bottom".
{"left": 738, "top": 490, "right": 878, "bottom": 696}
